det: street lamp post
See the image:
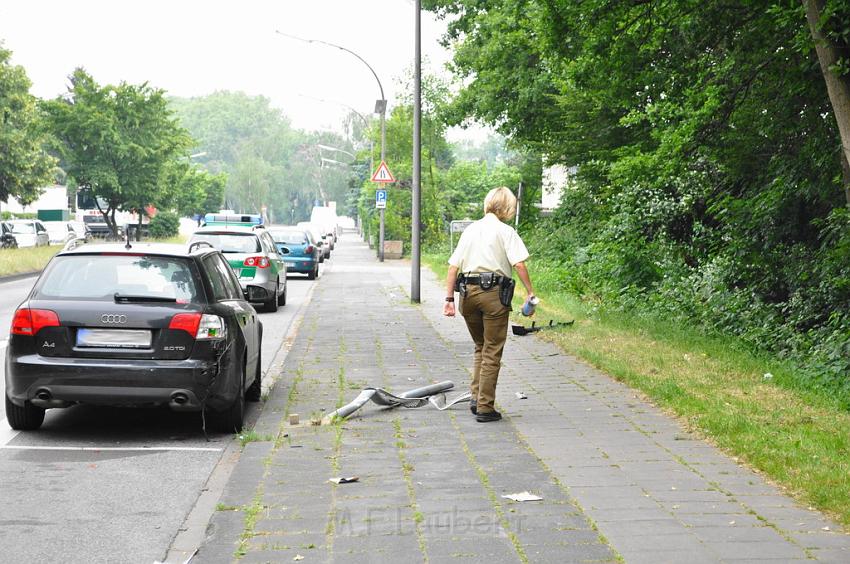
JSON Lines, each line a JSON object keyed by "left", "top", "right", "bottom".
{"left": 275, "top": 30, "right": 388, "bottom": 261}
{"left": 412, "top": 0, "right": 422, "bottom": 302}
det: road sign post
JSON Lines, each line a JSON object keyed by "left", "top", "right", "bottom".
{"left": 371, "top": 161, "right": 396, "bottom": 262}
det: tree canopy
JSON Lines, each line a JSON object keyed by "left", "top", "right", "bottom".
{"left": 0, "top": 45, "right": 56, "bottom": 205}
{"left": 42, "top": 69, "right": 191, "bottom": 236}
{"left": 425, "top": 0, "right": 850, "bottom": 391}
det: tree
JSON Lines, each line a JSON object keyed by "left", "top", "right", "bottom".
{"left": 0, "top": 45, "right": 56, "bottom": 205}
{"left": 166, "top": 161, "right": 226, "bottom": 220}
{"left": 43, "top": 69, "right": 191, "bottom": 237}
{"left": 803, "top": 0, "right": 850, "bottom": 204}
{"left": 169, "top": 92, "right": 356, "bottom": 222}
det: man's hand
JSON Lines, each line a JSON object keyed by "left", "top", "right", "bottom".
{"left": 443, "top": 301, "right": 456, "bottom": 317}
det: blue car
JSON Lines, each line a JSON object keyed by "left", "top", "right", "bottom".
{"left": 268, "top": 227, "right": 320, "bottom": 279}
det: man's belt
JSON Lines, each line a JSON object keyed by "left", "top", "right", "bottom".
{"left": 461, "top": 272, "right": 504, "bottom": 288}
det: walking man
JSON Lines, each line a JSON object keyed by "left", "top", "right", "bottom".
{"left": 443, "top": 187, "right": 536, "bottom": 422}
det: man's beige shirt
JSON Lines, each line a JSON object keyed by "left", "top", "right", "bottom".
{"left": 448, "top": 213, "right": 530, "bottom": 277}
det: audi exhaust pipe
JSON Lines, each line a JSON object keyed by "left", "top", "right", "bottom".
{"left": 31, "top": 388, "right": 70, "bottom": 408}
{"left": 169, "top": 390, "right": 196, "bottom": 411}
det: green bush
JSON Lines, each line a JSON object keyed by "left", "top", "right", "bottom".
{"left": 149, "top": 211, "right": 179, "bottom": 239}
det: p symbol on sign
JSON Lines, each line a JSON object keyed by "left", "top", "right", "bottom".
{"left": 376, "top": 189, "right": 387, "bottom": 209}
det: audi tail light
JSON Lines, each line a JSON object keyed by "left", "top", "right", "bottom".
{"left": 243, "top": 256, "right": 270, "bottom": 268}
{"left": 11, "top": 308, "right": 60, "bottom": 336}
{"left": 305, "top": 245, "right": 314, "bottom": 254}
{"left": 169, "top": 313, "right": 225, "bottom": 340}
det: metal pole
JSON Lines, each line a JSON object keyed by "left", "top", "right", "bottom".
{"left": 515, "top": 181, "right": 524, "bottom": 228}
{"left": 379, "top": 107, "right": 386, "bottom": 262}
{"left": 411, "top": 0, "right": 422, "bottom": 303}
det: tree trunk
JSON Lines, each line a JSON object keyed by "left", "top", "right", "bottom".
{"left": 136, "top": 211, "right": 143, "bottom": 242}
{"left": 842, "top": 151, "right": 850, "bottom": 206}
{"left": 803, "top": 0, "right": 850, "bottom": 206}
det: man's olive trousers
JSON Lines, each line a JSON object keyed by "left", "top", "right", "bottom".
{"left": 460, "top": 284, "right": 510, "bottom": 413}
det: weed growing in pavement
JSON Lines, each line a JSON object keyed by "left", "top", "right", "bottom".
{"left": 237, "top": 429, "right": 275, "bottom": 446}
{"left": 234, "top": 492, "right": 265, "bottom": 558}
{"left": 393, "top": 418, "right": 429, "bottom": 558}
{"left": 216, "top": 503, "right": 238, "bottom": 511}
{"left": 449, "top": 413, "right": 529, "bottom": 563}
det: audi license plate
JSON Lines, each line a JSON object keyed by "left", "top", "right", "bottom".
{"left": 76, "top": 328, "right": 152, "bottom": 349}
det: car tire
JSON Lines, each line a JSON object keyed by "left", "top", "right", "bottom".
{"left": 5, "top": 394, "right": 45, "bottom": 431}
{"left": 277, "top": 283, "right": 286, "bottom": 306}
{"left": 210, "top": 358, "right": 245, "bottom": 433}
{"left": 246, "top": 348, "right": 262, "bottom": 402}
{"left": 264, "top": 282, "right": 279, "bottom": 313}
{"left": 308, "top": 266, "right": 317, "bottom": 280}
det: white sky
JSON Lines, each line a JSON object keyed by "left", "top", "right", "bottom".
{"left": 0, "top": 0, "right": 462, "bottom": 135}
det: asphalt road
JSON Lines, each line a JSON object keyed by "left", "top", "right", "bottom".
{"left": 0, "top": 260, "right": 327, "bottom": 563}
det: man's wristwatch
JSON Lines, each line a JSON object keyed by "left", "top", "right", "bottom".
{"left": 445, "top": 297, "right": 455, "bottom": 303}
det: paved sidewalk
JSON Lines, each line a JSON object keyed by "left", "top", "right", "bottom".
{"left": 195, "top": 234, "right": 850, "bottom": 563}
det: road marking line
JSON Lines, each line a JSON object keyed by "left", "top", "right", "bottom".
{"left": 0, "top": 445, "right": 222, "bottom": 452}
{"left": 0, "top": 420, "right": 20, "bottom": 447}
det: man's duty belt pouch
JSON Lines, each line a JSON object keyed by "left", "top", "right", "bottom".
{"left": 479, "top": 272, "right": 496, "bottom": 290}
{"left": 499, "top": 277, "right": 516, "bottom": 307}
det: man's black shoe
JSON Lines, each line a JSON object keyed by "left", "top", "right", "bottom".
{"left": 470, "top": 400, "right": 477, "bottom": 415}
{"left": 476, "top": 410, "right": 502, "bottom": 423}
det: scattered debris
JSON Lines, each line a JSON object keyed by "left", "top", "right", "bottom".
{"left": 323, "top": 381, "right": 456, "bottom": 423}
{"left": 511, "top": 319, "right": 575, "bottom": 336}
{"left": 293, "top": 555, "right": 304, "bottom": 561}
{"left": 502, "top": 491, "right": 543, "bottom": 502}
{"left": 515, "top": 392, "right": 527, "bottom": 400}
{"left": 289, "top": 414, "right": 300, "bottom": 425}
{"left": 428, "top": 391, "right": 472, "bottom": 411}
{"left": 329, "top": 476, "right": 359, "bottom": 484}
{"left": 763, "top": 372, "right": 773, "bottom": 380}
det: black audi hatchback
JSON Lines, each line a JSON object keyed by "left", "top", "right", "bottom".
{"left": 4, "top": 242, "right": 262, "bottom": 432}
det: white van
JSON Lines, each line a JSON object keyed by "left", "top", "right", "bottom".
{"left": 310, "top": 206, "right": 338, "bottom": 248}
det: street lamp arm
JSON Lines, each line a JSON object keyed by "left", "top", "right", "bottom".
{"left": 275, "top": 30, "right": 385, "bottom": 101}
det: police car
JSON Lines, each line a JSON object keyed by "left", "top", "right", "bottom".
{"left": 189, "top": 214, "right": 287, "bottom": 312}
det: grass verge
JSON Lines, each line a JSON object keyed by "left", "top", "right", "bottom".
{"left": 422, "top": 251, "right": 850, "bottom": 528}
{"left": 0, "top": 234, "right": 189, "bottom": 278}
{"left": 0, "top": 245, "right": 61, "bottom": 277}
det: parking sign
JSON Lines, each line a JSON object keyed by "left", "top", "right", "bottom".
{"left": 375, "top": 189, "right": 387, "bottom": 209}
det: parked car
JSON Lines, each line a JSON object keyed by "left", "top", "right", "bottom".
{"left": 268, "top": 226, "right": 320, "bottom": 280}
{"left": 1, "top": 221, "right": 18, "bottom": 249}
{"left": 189, "top": 220, "right": 287, "bottom": 312}
{"left": 43, "top": 221, "right": 89, "bottom": 245}
{"left": 297, "top": 221, "right": 330, "bottom": 261}
{"left": 4, "top": 242, "right": 263, "bottom": 432}
{"left": 8, "top": 219, "right": 50, "bottom": 248}
{"left": 310, "top": 206, "right": 339, "bottom": 247}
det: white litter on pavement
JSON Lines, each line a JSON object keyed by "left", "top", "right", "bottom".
{"left": 515, "top": 392, "right": 528, "bottom": 399}
{"left": 329, "top": 476, "right": 359, "bottom": 484}
{"left": 502, "top": 491, "right": 543, "bottom": 502}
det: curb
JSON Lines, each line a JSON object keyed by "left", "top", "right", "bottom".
{"left": 0, "top": 271, "right": 40, "bottom": 284}
{"left": 161, "top": 277, "right": 319, "bottom": 564}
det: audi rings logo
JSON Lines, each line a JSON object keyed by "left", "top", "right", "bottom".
{"left": 101, "top": 314, "right": 127, "bottom": 324}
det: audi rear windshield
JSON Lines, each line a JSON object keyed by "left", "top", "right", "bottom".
{"left": 189, "top": 233, "right": 260, "bottom": 253}
{"left": 33, "top": 255, "right": 200, "bottom": 302}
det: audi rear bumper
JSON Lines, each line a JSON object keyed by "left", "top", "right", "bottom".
{"left": 5, "top": 354, "right": 236, "bottom": 412}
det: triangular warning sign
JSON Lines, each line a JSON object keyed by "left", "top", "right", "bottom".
{"left": 371, "top": 161, "right": 396, "bottom": 183}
